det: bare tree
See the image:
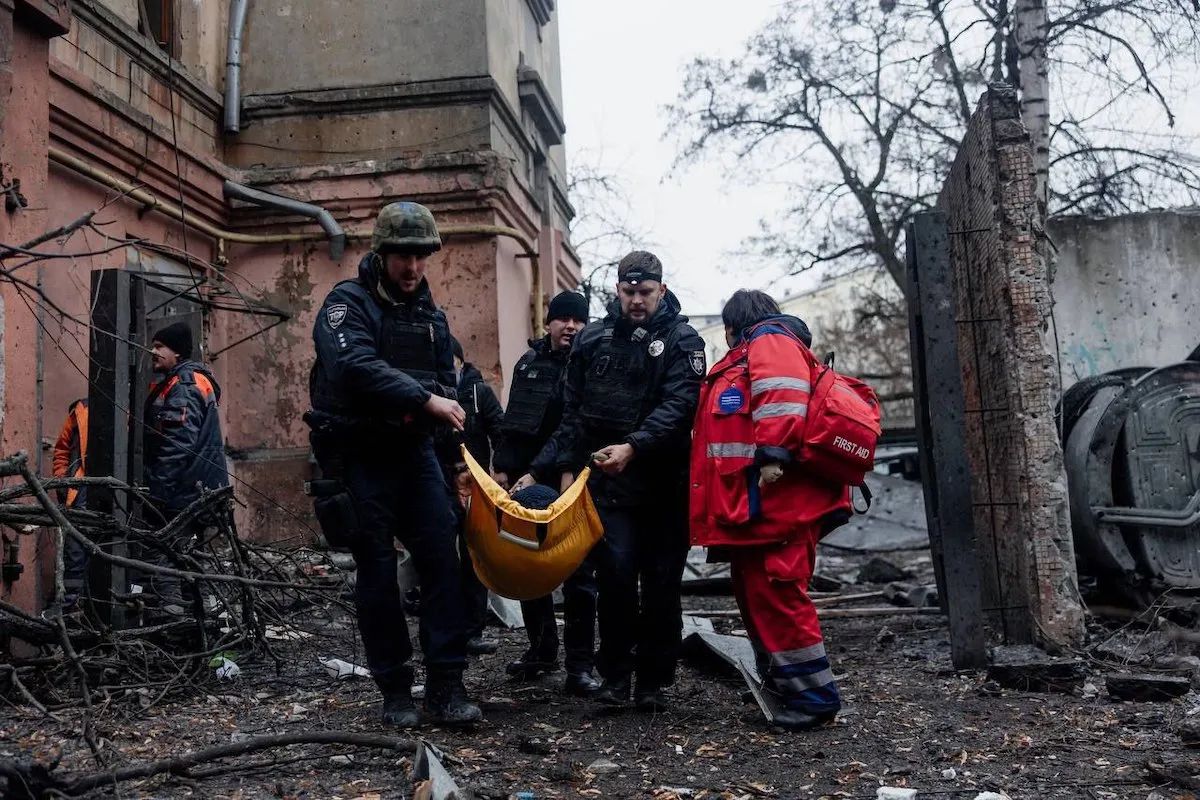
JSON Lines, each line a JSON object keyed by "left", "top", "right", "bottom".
{"left": 671, "top": 0, "right": 1200, "bottom": 288}
{"left": 1015, "top": 0, "right": 1051, "bottom": 205}
{"left": 567, "top": 154, "right": 645, "bottom": 313}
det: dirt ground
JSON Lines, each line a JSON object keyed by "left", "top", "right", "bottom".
{"left": 4, "top": 549, "right": 1200, "bottom": 800}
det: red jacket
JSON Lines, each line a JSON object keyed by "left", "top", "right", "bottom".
{"left": 690, "top": 320, "right": 849, "bottom": 547}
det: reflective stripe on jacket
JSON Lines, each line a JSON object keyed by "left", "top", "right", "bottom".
{"left": 144, "top": 361, "right": 229, "bottom": 516}
{"left": 689, "top": 321, "right": 849, "bottom": 547}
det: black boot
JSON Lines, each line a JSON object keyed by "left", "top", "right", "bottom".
{"left": 506, "top": 649, "right": 558, "bottom": 680}
{"left": 378, "top": 668, "right": 419, "bottom": 727}
{"left": 772, "top": 708, "right": 837, "bottom": 731}
{"left": 382, "top": 690, "right": 420, "bottom": 728}
{"left": 634, "top": 685, "right": 669, "bottom": 712}
{"left": 466, "top": 634, "right": 499, "bottom": 655}
{"left": 594, "top": 675, "right": 631, "bottom": 705}
{"left": 425, "top": 673, "right": 483, "bottom": 726}
{"left": 564, "top": 671, "right": 601, "bottom": 697}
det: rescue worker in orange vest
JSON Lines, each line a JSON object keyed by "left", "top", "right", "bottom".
{"left": 142, "top": 322, "right": 230, "bottom": 617}
{"left": 52, "top": 398, "right": 89, "bottom": 605}
{"left": 690, "top": 289, "right": 850, "bottom": 731}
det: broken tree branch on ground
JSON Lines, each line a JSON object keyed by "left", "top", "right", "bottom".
{"left": 0, "top": 731, "right": 415, "bottom": 799}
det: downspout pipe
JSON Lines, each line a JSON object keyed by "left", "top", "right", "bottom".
{"left": 223, "top": 0, "right": 249, "bottom": 135}
{"left": 223, "top": 180, "right": 346, "bottom": 260}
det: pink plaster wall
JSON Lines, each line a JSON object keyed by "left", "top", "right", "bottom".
{"left": 0, "top": 21, "right": 55, "bottom": 613}
{"left": 2, "top": 6, "right": 581, "bottom": 613}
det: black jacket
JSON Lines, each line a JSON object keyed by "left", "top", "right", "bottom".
{"left": 539, "top": 291, "right": 705, "bottom": 507}
{"left": 493, "top": 337, "right": 570, "bottom": 480}
{"left": 309, "top": 253, "right": 456, "bottom": 440}
{"left": 143, "top": 360, "right": 229, "bottom": 517}
{"left": 457, "top": 363, "right": 504, "bottom": 468}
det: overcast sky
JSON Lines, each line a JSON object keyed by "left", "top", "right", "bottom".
{"left": 559, "top": 0, "right": 797, "bottom": 316}
{"left": 558, "top": 3, "right": 1200, "bottom": 317}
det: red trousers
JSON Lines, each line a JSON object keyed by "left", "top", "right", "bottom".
{"left": 729, "top": 535, "right": 841, "bottom": 715}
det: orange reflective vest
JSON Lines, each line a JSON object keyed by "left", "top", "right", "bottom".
{"left": 689, "top": 321, "right": 850, "bottom": 547}
{"left": 52, "top": 399, "right": 89, "bottom": 507}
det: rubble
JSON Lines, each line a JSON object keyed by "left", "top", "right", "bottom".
{"left": 586, "top": 758, "right": 621, "bottom": 775}
{"left": 857, "top": 557, "right": 916, "bottom": 585}
{"left": 986, "top": 645, "right": 1086, "bottom": 693}
{"left": 414, "top": 741, "right": 464, "bottom": 800}
{"left": 1105, "top": 672, "right": 1191, "bottom": 702}
{"left": 882, "top": 582, "right": 939, "bottom": 608}
{"left": 1174, "top": 716, "right": 1200, "bottom": 746}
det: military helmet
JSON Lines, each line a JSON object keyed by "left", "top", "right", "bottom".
{"left": 371, "top": 201, "right": 442, "bottom": 254}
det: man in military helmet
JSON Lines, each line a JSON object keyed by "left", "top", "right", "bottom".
{"left": 306, "top": 201, "right": 482, "bottom": 727}
{"left": 493, "top": 290, "right": 599, "bottom": 696}
{"left": 512, "top": 252, "right": 706, "bottom": 710}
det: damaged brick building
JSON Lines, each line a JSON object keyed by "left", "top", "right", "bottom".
{"left": 0, "top": 0, "right": 580, "bottom": 613}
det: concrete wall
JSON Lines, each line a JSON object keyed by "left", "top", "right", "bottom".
{"left": 1049, "top": 211, "right": 1200, "bottom": 383}
{"left": 937, "top": 85, "right": 1084, "bottom": 649}
{"left": 240, "top": 0, "right": 488, "bottom": 94}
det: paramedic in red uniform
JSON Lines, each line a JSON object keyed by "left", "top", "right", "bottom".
{"left": 690, "top": 289, "right": 851, "bottom": 731}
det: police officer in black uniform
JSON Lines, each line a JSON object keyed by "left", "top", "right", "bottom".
{"left": 492, "top": 290, "right": 599, "bottom": 695}
{"left": 512, "top": 252, "right": 705, "bottom": 710}
{"left": 307, "top": 201, "right": 482, "bottom": 728}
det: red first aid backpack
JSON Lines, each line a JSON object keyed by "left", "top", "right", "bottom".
{"left": 798, "top": 351, "right": 883, "bottom": 488}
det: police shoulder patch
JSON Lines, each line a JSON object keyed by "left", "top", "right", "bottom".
{"left": 326, "top": 303, "right": 348, "bottom": 329}
{"left": 689, "top": 350, "right": 706, "bottom": 376}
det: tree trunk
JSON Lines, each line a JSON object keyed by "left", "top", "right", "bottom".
{"left": 1014, "top": 0, "right": 1049, "bottom": 208}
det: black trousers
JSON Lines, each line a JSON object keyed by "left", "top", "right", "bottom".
{"left": 593, "top": 503, "right": 690, "bottom": 689}
{"left": 344, "top": 441, "right": 467, "bottom": 692}
{"left": 458, "top": 527, "right": 490, "bottom": 639}
{"left": 519, "top": 554, "right": 597, "bottom": 675}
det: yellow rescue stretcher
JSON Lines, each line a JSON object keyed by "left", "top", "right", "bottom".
{"left": 461, "top": 447, "right": 604, "bottom": 600}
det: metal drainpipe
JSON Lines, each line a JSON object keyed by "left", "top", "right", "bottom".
{"left": 223, "top": 0, "right": 250, "bottom": 135}
{"left": 47, "top": 147, "right": 544, "bottom": 332}
{"left": 223, "top": 180, "right": 346, "bottom": 260}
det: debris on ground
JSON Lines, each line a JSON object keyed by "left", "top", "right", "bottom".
{"left": 856, "top": 556, "right": 916, "bottom": 585}
{"left": 1105, "top": 671, "right": 1192, "bottom": 702}
{"left": 7, "top": 464, "right": 1200, "bottom": 798}
{"left": 882, "top": 581, "right": 939, "bottom": 608}
{"left": 986, "top": 644, "right": 1087, "bottom": 693}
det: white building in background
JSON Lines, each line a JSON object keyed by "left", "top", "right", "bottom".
{"left": 694, "top": 266, "right": 913, "bottom": 429}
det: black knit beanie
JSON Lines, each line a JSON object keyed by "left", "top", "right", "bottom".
{"left": 511, "top": 484, "right": 559, "bottom": 511}
{"left": 151, "top": 321, "right": 193, "bottom": 360}
{"left": 547, "top": 291, "right": 589, "bottom": 323}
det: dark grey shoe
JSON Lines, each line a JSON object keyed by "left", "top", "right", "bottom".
{"left": 506, "top": 651, "right": 558, "bottom": 679}
{"left": 772, "top": 708, "right": 837, "bottom": 731}
{"left": 594, "top": 677, "right": 631, "bottom": 705}
{"left": 564, "top": 672, "right": 601, "bottom": 697}
{"left": 634, "top": 687, "right": 669, "bottom": 712}
{"left": 381, "top": 691, "right": 420, "bottom": 728}
{"left": 466, "top": 635, "right": 499, "bottom": 655}
{"left": 425, "top": 676, "right": 483, "bottom": 725}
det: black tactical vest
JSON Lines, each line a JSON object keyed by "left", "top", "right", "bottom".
{"left": 381, "top": 313, "right": 442, "bottom": 390}
{"left": 579, "top": 324, "right": 661, "bottom": 435}
{"left": 503, "top": 348, "right": 566, "bottom": 436}
{"left": 309, "top": 281, "right": 453, "bottom": 420}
